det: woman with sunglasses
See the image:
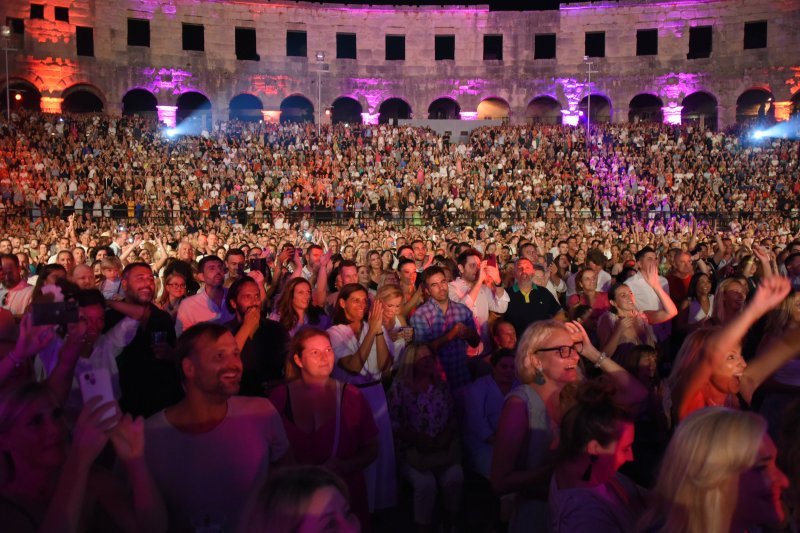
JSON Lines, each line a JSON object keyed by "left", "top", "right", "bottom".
{"left": 490, "top": 320, "right": 647, "bottom": 533}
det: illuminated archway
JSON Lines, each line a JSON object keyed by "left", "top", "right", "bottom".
{"left": 176, "top": 91, "right": 212, "bottom": 134}
{"left": 681, "top": 91, "right": 718, "bottom": 131}
{"left": 280, "top": 94, "right": 314, "bottom": 123}
{"left": 62, "top": 84, "right": 105, "bottom": 113}
{"left": 578, "top": 94, "right": 612, "bottom": 124}
{"left": 331, "top": 97, "right": 363, "bottom": 124}
{"left": 378, "top": 98, "right": 412, "bottom": 124}
{"left": 428, "top": 97, "right": 460, "bottom": 119}
{"left": 477, "top": 97, "right": 509, "bottom": 120}
{"left": 736, "top": 88, "right": 774, "bottom": 123}
{"left": 628, "top": 94, "right": 664, "bottom": 123}
{"left": 526, "top": 96, "right": 561, "bottom": 124}
{"left": 122, "top": 89, "right": 158, "bottom": 118}
{"left": 229, "top": 93, "right": 263, "bottom": 122}
{"left": 1, "top": 79, "right": 41, "bottom": 113}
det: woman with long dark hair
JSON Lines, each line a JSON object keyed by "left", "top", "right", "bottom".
{"left": 269, "top": 277, "right": 330, "bottom": 337}
{"left": 328, "top": 284, "right": 397, "bottom": 513}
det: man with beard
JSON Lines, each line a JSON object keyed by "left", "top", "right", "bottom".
{"left": 225, "top": 276, "right": 288, "bottom": 396}
{"left": 144, "top": 323, "right": 291, "bottom": 532}
{"left": 503, "top": 258, "right": 564, "bottom": 337}
{"left": 176, "top": 255, "right": 234, "bottom": 336}
{"left": 105, "top": 262, "right": 184, "bottom": 417}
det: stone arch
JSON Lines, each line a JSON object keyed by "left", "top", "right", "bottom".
{"left": 628, "top": 93, "right": 664, "bottom": 123}
{"left": 578, "top": 93, "right": 612, "bottom": 124}
{"left": 229, "top": 93, "right": 263, "bottom": 122}
{"left": 736, "top": 88, "right": 774, "bottom": 123}
{"left": 378, "top": 97, "right": 412, "bottom": 124}
{"left": 1, "top": 77, "right": 41, "bottom": 113}
{"left": 62, "top": 83, "right": 105, "bottom": 113}
{"left": 280, "top": 94, "right": 314, "bottom": 123}
{"left": 428, "top": 97, "right": 460, "bottom": 119}
{"left": 526, "top": 95, "right": 562, "bottom": 124}
{"left": 681, "top": 91, "right": 718, "bottom": 131}
{"left": 477, "top": 97, "right": 510, "bottom": 120}
{"left": 331, "top": 96, "right": 363, "bottom": 124}
{"left": 122, "top": 88, "right": 158, "bottom": 118}
{"left": 176, "top": 91, "right": 212, "bottom": 133}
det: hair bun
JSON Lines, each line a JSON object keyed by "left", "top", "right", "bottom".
{"left": 575, "top": 377, "right": 618, "bottom": 409}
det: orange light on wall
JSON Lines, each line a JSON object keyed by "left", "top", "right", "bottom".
{"left": 772, "top": 101, "right": 792, "bottom": 122}
{"left": 261, "top": 110, "right": 281, "bottom": 123}
{"left": 40, "top": 96, "right": 63, "bottom": 113}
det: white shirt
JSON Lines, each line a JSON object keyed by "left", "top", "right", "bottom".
{"left": 175, "top": 288, "right": 235, "bottom": 336}
{"left": 145, "top": 397, "right": 289, "bottom": 532}
{"left": 2, "top": 282, "right": 34, "bottom": 318}
{"left": 35, "top": 317, "right": 139, "bottom": 421}
{"left": 625, "top": 272, "right": 671, "bottom": 341}
{"left": 449, "top": 277, "right": 510, "bottom": 356}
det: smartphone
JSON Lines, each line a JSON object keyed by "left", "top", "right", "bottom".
{"left": 545, "top": 253, "right": 554, "bottom": 266}
{"left": 31, "top": 301, "right": 79, "bottom": 326}
{"left": 486, "top": 254, "right": 497, "bottom": 268}
{"left": 249, "top": 258, "right": 266, "bottom": 273}
{"left": 79, "top": 369, "right": 118, "bottom": 424}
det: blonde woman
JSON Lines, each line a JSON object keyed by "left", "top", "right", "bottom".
{"left": 639, "top": 408, "right": 789, "bottom": 533}
{"left": 375, "top": 285, "right": 413, "bottom": 370}
{"left": 668, "top": 276, "right": 798, "bottom": 423}
{"left": 708, "top": 277, "right": 748, "bottom": 327}
{"left": 490, "top": 320, "right": 647, "bottom": 533}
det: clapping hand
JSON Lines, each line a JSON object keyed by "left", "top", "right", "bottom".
{"left": 368, "top": 300, "right": 384, "bottom": 334}
{"left": 641, "top": 261, "right": 661, "bottom": 289}
{"left": 109, "top": 414, "right": 146, "bottom": 462}
{"left": 73, "top": 397, "right": 120, "bottom": 464}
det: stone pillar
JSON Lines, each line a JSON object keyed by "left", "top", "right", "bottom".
{"left": 662, "top": 104, "right": 683, "bottom": 125}
{"left": 106, "top": 102, "right": 123, "bottom": 116}
{"left": 360, "top": 112, "right": 379, "bottom": 125}
{"left": 459, "top": 111, "right": 478, "bottom": 120}
{"left": 156, "top": 105, "right": 177, "bottom": 127}
{"left": 717, "top": 104, "right": 736, "bottom": 130}
{"left": 772, "top": 101, "right": 792, "bottom": 122}
{"left": 612, "top": 105, "right": 628, "bottom": 123}
{"left": 40, "top": 97, "right": 63, "bottom": 114}
{"left": 561, "top": 109, "right": 580, "bottom": 126}
{"left": 261, "top": 110, "right": 281, "bottom": 123}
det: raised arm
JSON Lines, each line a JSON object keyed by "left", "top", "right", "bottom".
{"left": 640, "top": 262, "right": 678, "bottom": 325}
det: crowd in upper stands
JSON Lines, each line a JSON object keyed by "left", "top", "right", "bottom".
{"left": 0, "top": 109, "right": 799, "bottom": 532}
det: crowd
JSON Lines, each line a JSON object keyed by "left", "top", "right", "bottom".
{"left": 0, "top": 110, "right": 798, "bottom": 532}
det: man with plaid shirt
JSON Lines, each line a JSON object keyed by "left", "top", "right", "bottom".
{"left": 411, "top": 266, "right": 481, "bottom": 390}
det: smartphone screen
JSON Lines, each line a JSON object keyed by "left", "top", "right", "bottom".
{"left": 486, "top": 254, "right": 497, "bottom": 268}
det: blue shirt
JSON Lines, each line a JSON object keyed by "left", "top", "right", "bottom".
{"left": 410, "top": 298, "right": 475, "bottom": 390}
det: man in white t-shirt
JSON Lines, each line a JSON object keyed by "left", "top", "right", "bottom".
{"left": 1, "top": 254, "right": 34, "bottom": 318}
{"left": 145, "top": 323, "right": 291, "bottom": 532}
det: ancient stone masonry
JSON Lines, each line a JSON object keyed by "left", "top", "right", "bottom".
{"left": 1, "top": 0, "right": 798, "bottom": 128}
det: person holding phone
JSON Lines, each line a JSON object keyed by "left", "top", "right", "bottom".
{"left": 449, "top": 249, "right": 509, "bottom": 357}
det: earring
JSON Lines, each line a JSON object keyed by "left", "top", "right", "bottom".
{"left": 581, "top": 454, "right": 598, "bottom": 482}
{"left": 533, "top": 366, "right": 546, "bottom": 386}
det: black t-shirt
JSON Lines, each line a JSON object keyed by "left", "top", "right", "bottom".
{"left": 504, "top": 284, "right": 563, "bottom": 337}
{"left": 225, "top": 318, "right": 289, "bottom": 397}
{"left": 105, "top": 304, "right": 184, "bottom": 418}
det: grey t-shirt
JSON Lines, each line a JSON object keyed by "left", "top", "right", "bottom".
{"left": 145, "top": 396, "right": 289, "bottom": 532}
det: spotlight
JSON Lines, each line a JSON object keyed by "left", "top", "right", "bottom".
{"left": 752, "top": 130, "right": 767, "bottom": 139}
{"left": 14, "top": 93, "right": 21, "bottom": 101}
{"left": 164, "top": 128, "right": 178, "bottom": 138}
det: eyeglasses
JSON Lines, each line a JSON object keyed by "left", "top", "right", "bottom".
{"left": 535, "top": 342, "right": 583, "bottom": 359}
{"left": 167, "top": 283, "right": 186, "bottom": 289}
